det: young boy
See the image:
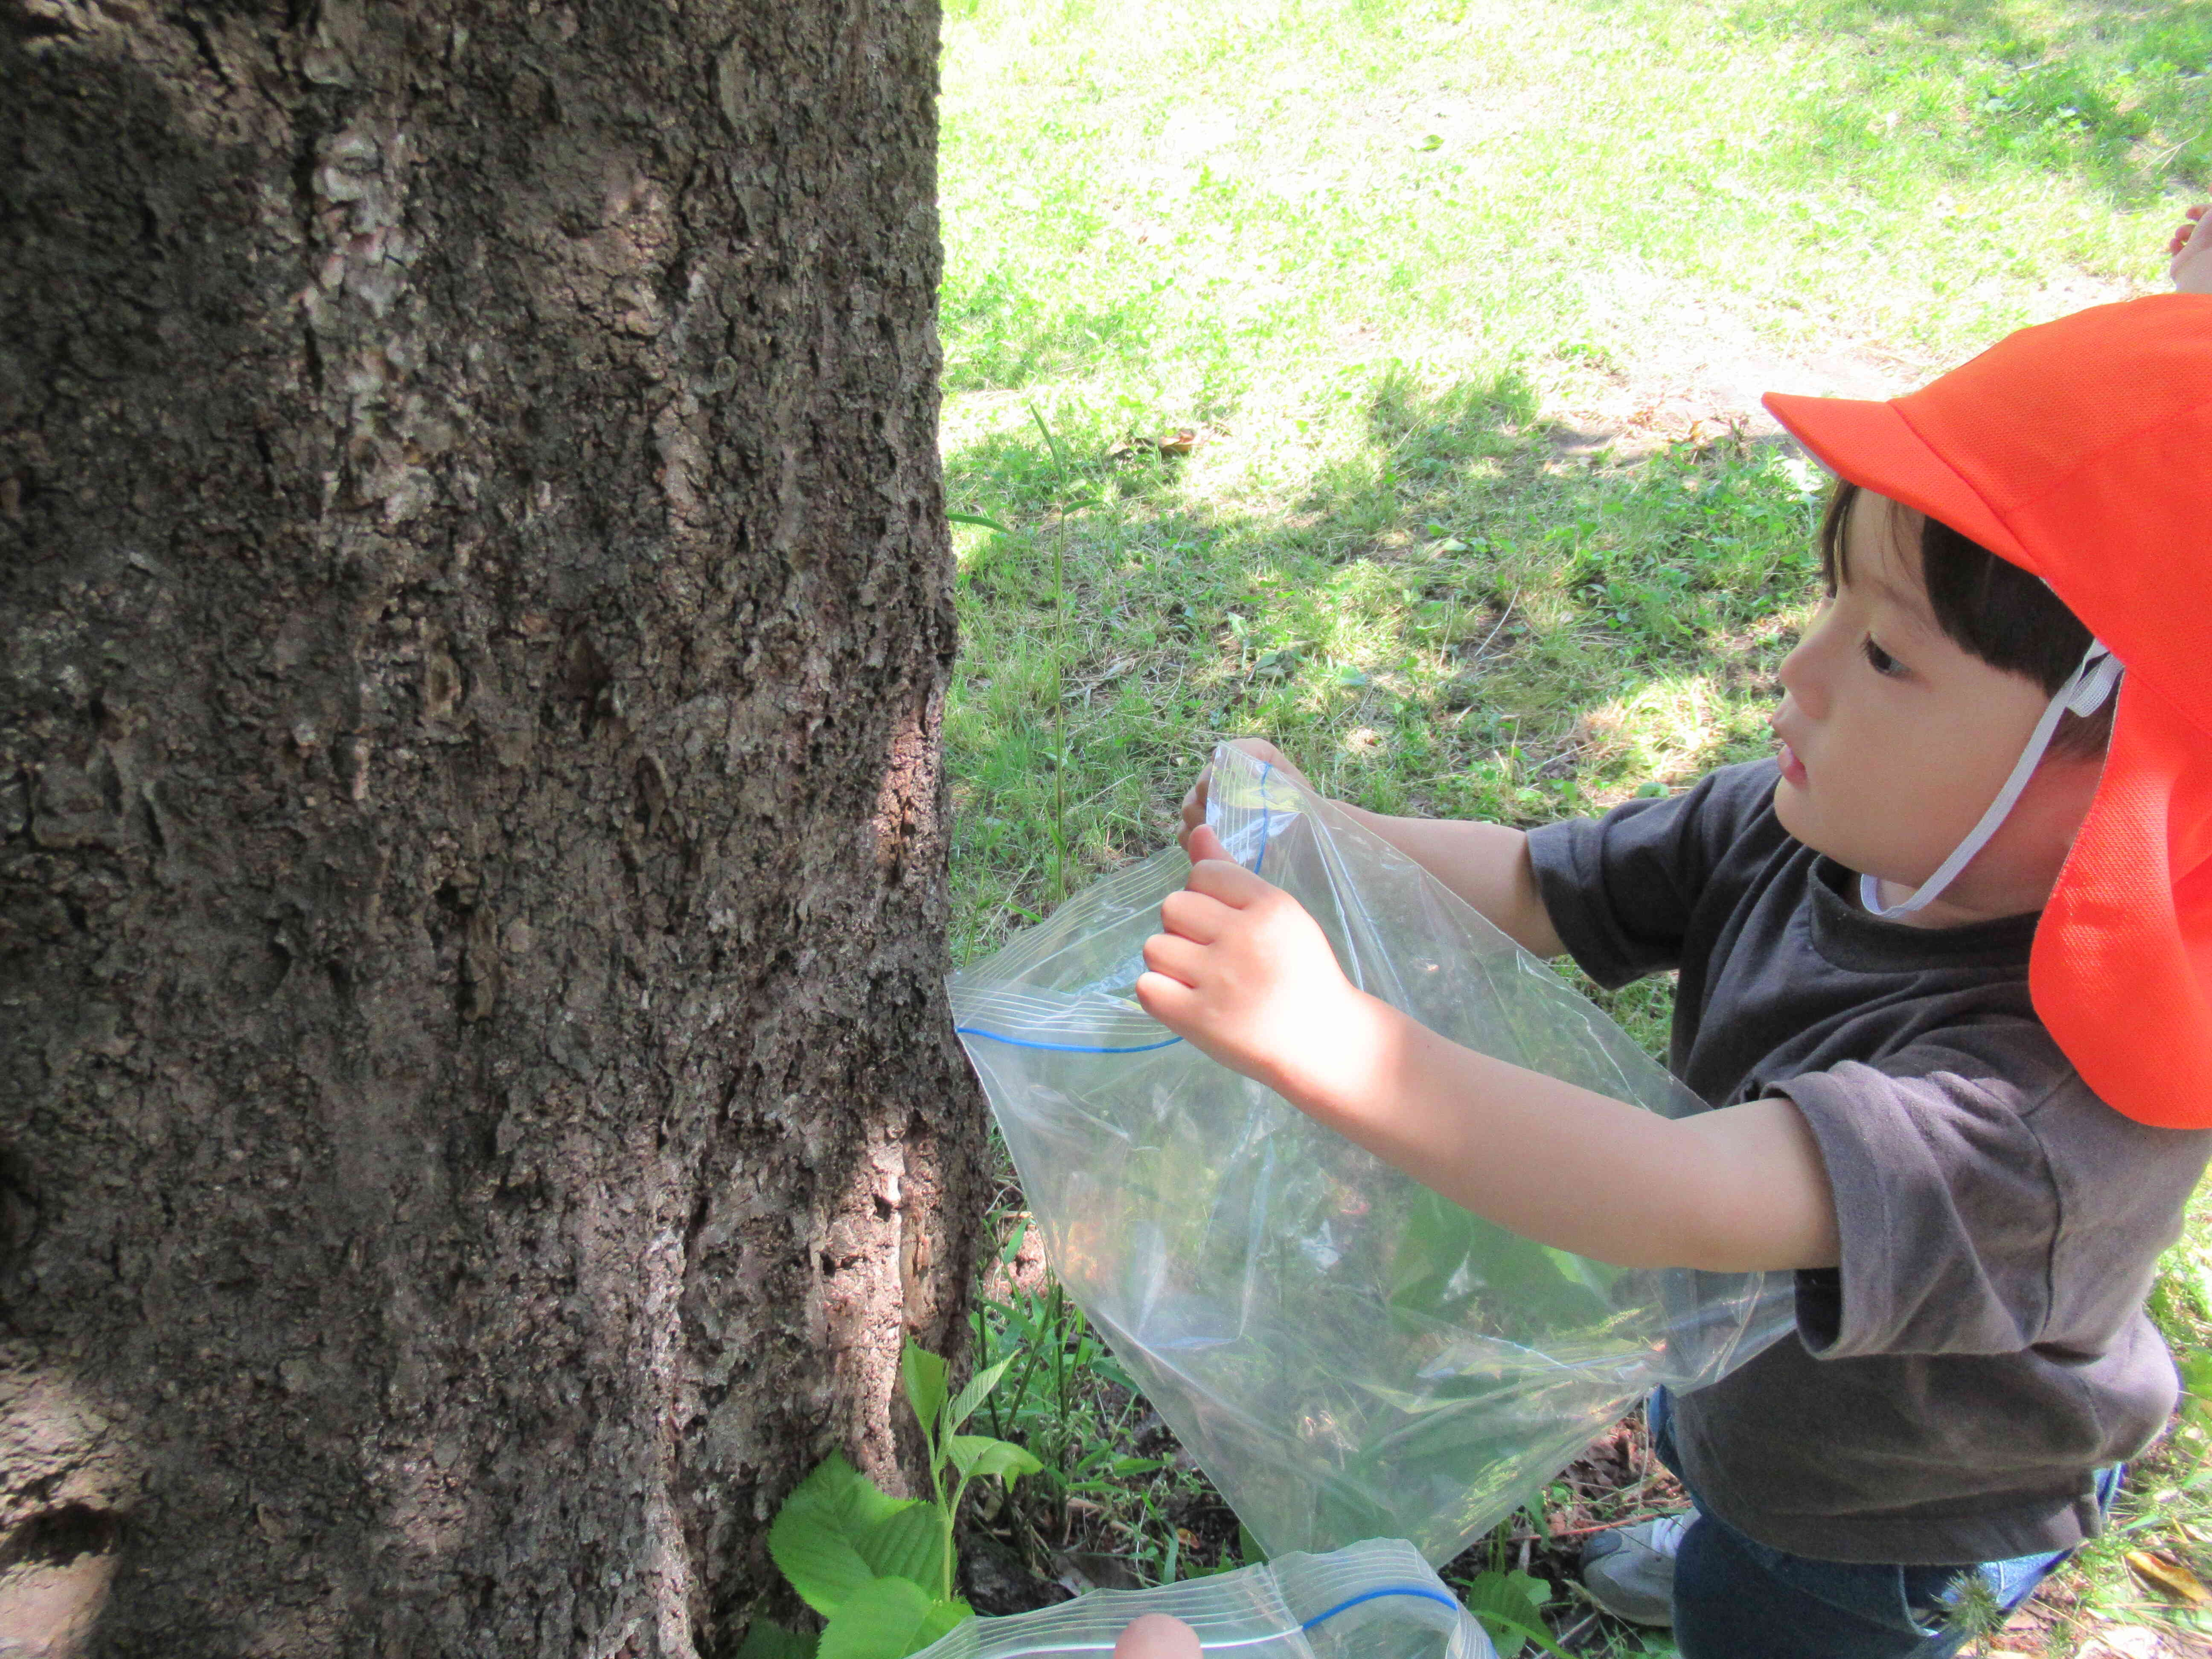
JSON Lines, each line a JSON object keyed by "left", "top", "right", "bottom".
{"left": 1135, "top": 292, "right": 2212, "bottom": 1656}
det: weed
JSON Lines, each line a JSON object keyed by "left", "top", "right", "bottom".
{"left": 967, "top": 1200, "right": 1244, "bottom": 1588}
{"left": 749, "top": 1344, "right": 1042, "bottom": 1659}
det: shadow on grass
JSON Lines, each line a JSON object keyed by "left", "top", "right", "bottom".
{"left": 944, "top": 361, "right": 1818, "bottom": 963}
{"left": 1728, "top": 0, "right": 2212, "bottom": 198}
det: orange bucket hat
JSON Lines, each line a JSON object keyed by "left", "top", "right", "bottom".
{"left": 1764, "top": 294, "right": 2212, "bottom": 1131}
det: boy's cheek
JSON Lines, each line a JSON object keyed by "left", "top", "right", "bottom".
{"left": 1771, "top": 776, "right": 1810, "bottom": 841}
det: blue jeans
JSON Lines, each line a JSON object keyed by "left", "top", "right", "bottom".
{"left": 1648, "top": 1389, "right": 2120, "bottom": 1659}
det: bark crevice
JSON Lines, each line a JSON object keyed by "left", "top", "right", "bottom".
{"left": 1, "top": 2, "right": 979, "bottom": 1653}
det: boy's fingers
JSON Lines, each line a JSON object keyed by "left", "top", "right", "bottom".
{"left": 1159, "top": 888, "right": 1228, "bottom": 943}
{"left": 1141, "top": 932, "right": 1207, "bottom": 986}
{"left": 1179, "top": 766, "right": 1213, "bottom": 829}
{"left": 1185, "top": 825, "right": 1270, "bottom": 901}
{"left": 1133, "top": 970, "right": 1195, "bottom": 1024}
{"left": 1186, "top": 855, "right": 1270, "bottom": 907}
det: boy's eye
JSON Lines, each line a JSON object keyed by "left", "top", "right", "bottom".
{"left": 1861, "top": 636, "right": 1906, "bottom": 678}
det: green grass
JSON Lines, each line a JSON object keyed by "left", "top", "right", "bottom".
{"left": 946, "top": 415, "right": 1821, "bottom": 962}
{"left": 940, "top": 0, "right": 2205, "bottom": 456}
{"left": 938, "top": 0, "right": 2212, "bottom": 1642}
{"left": 940, "top": 0, "right": 2207, "bottom": 956}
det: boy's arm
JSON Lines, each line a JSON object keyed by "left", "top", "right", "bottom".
{"left": 1137, "top": 831, "right": 1841, "bottom": 1274}
{"left": 1182, "top": 740, "right": 1566, "bottom": 958}
{"left": 1336, "top": 805, "right": 1567, "bottom": 959}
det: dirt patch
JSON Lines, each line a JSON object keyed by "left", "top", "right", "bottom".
{"left": 1551, "top": 294, "right": 1926, "bottom": 459}
{"left": 1548, "top": 270, "right": 2152, "bottom": 459}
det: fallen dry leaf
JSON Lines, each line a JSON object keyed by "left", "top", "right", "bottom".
{"left": 2127, "top": 1548, "right": 2210, "bottom": 1606}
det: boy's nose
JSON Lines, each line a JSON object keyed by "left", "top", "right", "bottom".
{"left": 1776, "top": 637, "right": 1822, "bottom": 719}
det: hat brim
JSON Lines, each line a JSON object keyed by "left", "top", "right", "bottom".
{"left": 1762, "top": 392, "right": 2035, "bottom": 573}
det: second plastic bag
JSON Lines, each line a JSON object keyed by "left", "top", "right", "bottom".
{"left": 910, "top": 1539, "right": 1495, "bottom": 1659}
{"left": 948, "top": 745, "right": 1791, "bottom": 1565}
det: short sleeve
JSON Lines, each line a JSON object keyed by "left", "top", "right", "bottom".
{"left": 1777, "top": 1053, "right": 2062, "bottom": 1359}
{"left": 1779, "top": 1044, "right": 2212, "bottom": 1363}
{"left": 1524, "top": 760, "right": 1779, "bottom": 989}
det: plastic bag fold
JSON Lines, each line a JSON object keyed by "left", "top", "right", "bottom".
{"left": 909, "top": 1540, "right": 1496, "bottom": 1659}
{"left": 949, "top": 744, "right": 1790, "bottom": 1564}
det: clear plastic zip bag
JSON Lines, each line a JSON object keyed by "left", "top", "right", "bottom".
{"left": 911, "top": 1540, "right": 1496, "bottom": 1659}
{"left": 948, "top": 745, "right": 1792, "bottom": 1564}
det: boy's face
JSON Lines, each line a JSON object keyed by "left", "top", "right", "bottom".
{"left": 1769, "top": 490, "right": 2102, "bottom": 926}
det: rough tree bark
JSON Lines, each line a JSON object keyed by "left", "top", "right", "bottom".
{"left": 0, "top": 1, "right": 986, "bottom": 1654}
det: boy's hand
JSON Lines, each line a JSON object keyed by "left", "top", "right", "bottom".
{"left": 2172, "top": 205, "right": 2210, "bottom": 295}
{"left": 1137, "top": 825, "right": 1367, "bottom": 1096}
{"left": 1179, "top": 738, "right": 1315, "bottom": 850}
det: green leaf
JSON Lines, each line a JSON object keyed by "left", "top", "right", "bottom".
{"left": 769, "top": 1504, "right": 877, "bottom": 1619}
{"left": 943, "top": 1357, "right": 1015, "bottom": 1436}
{"left": 2180, "top": 1348, "right": 2212, "bottom": 1432}
{"left": 1504, "top": 1569, "right": 1551, "bottom": 1610}
{"left": 769, "top": 1453, "right": 909, "bottom": 1616}
{"left": 1027, "top": 405, "right": 1071, "bottom": 480}
{"left": 919, "top": 1596, "right": 972, "bottom": 1649}
{"left": 782, "top": 1451, "right": 911, "bottom": 1536}
{"left": 947, "top": 511, "right": 1013, "bottom": 534}
{"left": 1091, "top": 1353, "right": 1138, "bottom": 1394}
{"left": 1460, "top": 1570, "right": 1573, "bottom": 1659}
{"left": 1333, "top": 664, "right": 1371, "bottom": 688}
{"left": 945, "top": 1434, "right": 1044, "bottom": 1483}
{"left": 818, "top": 1576, "right": 971, "bottom": 1659}
{"left": 902, "top": 1343, "right": 949, "bottom": 1440}
{"left": 856, "top": 1501, "right": 947, "bottom": 1590}
{"left": 737, "top": 1622, "right": 820, "bottom": 1659}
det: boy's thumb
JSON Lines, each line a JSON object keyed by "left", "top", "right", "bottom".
{"left": 1186, "top": 824, "right": 1231, "bottom": 864}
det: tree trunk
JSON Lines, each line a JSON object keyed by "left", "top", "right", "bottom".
{"left": 0, "top": 2, "right": 984, "bottom": 1654}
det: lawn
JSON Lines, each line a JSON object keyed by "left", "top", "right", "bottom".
{"left": 935, "top": 0, "right": 2212, "bottom": 1649}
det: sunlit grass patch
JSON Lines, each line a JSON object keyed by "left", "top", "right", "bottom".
{"left": 943, "top": 355, "right": 1825, "bottom": 960}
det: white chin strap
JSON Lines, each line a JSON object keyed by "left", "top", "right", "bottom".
{"left": 1860, "top": 638, "right": 2122, "bottom": 919}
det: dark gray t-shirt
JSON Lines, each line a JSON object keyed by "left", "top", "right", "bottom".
{"left": 1526, "top": 758, "right": 2212, "bottom": 1564}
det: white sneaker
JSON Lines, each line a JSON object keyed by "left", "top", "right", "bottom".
{"left": 1578, "top": 1511, "right": 1693, "bottom": 1627}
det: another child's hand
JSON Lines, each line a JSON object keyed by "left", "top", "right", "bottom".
{"left": 2171, "top": 204, "right": 2211, "bottom": 295}
{"left": 1137, "top": 825, "right": 1366, "bottom": 1096}
{"left": 1113, "top": 1615, "right": 1202, "bottom": 1659}
{"left": 1178, "top": 738, "right": 1315, "bottom": 850}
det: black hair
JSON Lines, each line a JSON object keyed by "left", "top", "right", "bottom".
{"left": 1816, "top": 480, "right": 2113, "bottom": 758}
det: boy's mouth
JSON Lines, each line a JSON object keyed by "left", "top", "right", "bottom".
{"left": 1776, "top": 740, "right": 1809, "bottom": 787}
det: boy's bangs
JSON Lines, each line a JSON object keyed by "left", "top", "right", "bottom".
{"left": 1816, "top": 483, "right": 1853, "bottom": 594}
